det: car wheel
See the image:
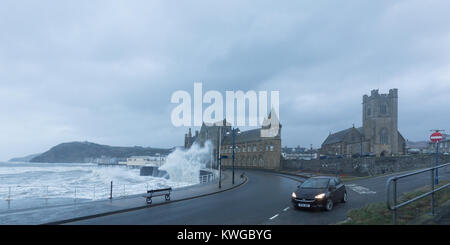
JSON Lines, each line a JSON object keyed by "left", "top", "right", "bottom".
{"left": 325, "top": 199, "right": 333, "bottom": 211}
{"left": 341, "top": 191, "right": 348, "bottom": 203}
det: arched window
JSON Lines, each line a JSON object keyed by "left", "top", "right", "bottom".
{"left": 380, "top": 128, "right": 389, "bottom": 144}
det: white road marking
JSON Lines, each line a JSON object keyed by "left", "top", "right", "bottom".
{"left": 283, "top": 207, "right": 290, "bottom": 212}
{"left": 346, "top": 184, "right": 376, "bottom": 194}
{"left": 269, "top": 214, "right": 279, "bottom": 220}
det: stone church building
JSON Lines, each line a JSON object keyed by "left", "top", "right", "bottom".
{"left": 184, "top": 110, "right": 282, "bottom": 170}
{"left": 321, "top": 89, "right": 406, "bottom": 157}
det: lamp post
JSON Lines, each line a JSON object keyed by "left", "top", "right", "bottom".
{"left": 231, "top": 128, "right": 240, "bottom": 185}
{"left": 360, "top": 135, "right": 363, "bottom": 157}
{"left": 218, "top": 128, "right": 222, "bottom": 189}
{"left": 227, "top": 128, "right": 240, "bottom": 185}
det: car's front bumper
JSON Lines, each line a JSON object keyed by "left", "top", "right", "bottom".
{"left": 291, "top": 197, "right": 327, "bottom": 208}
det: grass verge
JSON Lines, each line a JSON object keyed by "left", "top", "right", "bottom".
{"left": 341, "top": 180, "right": 450, "bottom": 225}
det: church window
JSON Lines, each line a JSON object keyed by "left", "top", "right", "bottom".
{"left": 380, "top": 128, "right": 389, "bottom": 144}
{"left": 367, "top": 107, "right": 371, "bottom": 116}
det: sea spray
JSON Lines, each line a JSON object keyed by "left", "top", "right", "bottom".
{"left": 159, "top": 141, "right": 213, "bottom": 184}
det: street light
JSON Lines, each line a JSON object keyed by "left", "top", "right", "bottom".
{"left": 227, "top": 128, "right": 240, "bottom": 185}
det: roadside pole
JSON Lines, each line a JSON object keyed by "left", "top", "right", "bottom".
{"left": 429, "top": 130, "right": 444, "bottom": 214}
{"left": 336, "top": 161, "right": 338, "bottom": 178}
{"left": 430, "top": 130, "right": 444, "bottom": 185}
{"left": 232, "top": 128, "right": 235, "bottom": 185}
{"left": 436, "top": 141, "right": 439, "bottom": 185}
{"left": 219, "top": 129, "right": 222, "bottom": 189}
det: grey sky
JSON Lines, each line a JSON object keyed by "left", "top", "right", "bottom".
{"left": 1, "top": 0, "right": 449, "bottom": 160}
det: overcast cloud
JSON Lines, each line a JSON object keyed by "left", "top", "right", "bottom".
{"left": 1, "top": 0, "right": 449, "bottom": 160}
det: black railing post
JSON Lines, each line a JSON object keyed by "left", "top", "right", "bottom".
{"left": 110, "top": 181, "right": 113, "bottom": 200}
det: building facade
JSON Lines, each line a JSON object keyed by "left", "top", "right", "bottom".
{"left": 184, "top": 111, "right": 282, "bottom": 170}
{"left": 321, "top": 89, "right": 406, "bottom": 157}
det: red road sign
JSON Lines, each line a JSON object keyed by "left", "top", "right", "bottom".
{"left": 430, "top": 132, "right": 443, "bottom": 143}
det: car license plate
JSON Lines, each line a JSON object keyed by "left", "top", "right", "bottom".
{"left": 298, "top": 203, "right": 310, "bottom": 208}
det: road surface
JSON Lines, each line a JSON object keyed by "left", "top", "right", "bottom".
{"left": 67, "top": 166, "right": 450, "bottom": 225}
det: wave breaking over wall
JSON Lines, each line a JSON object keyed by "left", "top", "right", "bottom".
{"left": 159, "top": 141, "right": 213, "bottom": 184}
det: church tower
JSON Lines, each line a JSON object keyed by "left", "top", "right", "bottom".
{"left": 362, "top": 89, "right": 399, "bottom": 156}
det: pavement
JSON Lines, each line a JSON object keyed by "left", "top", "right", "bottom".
{"left": 1, "top": 166, "right": 448, "bottom": 225}
{"left": 0, "top": 171, "right": 246, "bottom": 225}
{"left": 66, "top": 170, "right": 305, "bottom": 225}
{"left": 64, "top": 166, "right": 450, "bottom": 225}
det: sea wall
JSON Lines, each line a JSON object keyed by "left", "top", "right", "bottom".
{"left": 281, "top": 155, "right": 450, "bottom": 176}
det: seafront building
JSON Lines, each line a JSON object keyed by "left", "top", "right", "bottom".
{"left": 118, "top": 155, "right": 166, "bottom": 168}
{"left": 184, "top": 110, "right": 282, "bottom": 170}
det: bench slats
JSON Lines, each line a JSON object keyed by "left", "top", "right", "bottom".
{"left": 142, "top": 188, "right": 172, "bottom": 203}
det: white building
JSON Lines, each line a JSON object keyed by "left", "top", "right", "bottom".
{"left": 118, "top": 155, "right": 167, "bottom": 167}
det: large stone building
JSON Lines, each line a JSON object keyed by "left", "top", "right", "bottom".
{"left": 321, "top": 89, "right": 406, "bottom": 157}
{"left": 184, "top": 111, "right": 282, "bottom": 170}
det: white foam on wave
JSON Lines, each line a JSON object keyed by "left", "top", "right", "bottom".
{"left": 159, "top": 141, "right": 213, "bottom": 184}
{"left": 0, "top": 142, "right": 215, "bottom": 202}
{"left": 0, "top": 162, "right": 190, "bottom": 201}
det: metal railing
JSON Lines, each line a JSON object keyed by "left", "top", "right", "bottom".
{"left": 386, "top": 162, "right": 450, "bottom": 224}
{"left": 0, "top": 182, "right": 166, "bottom": 211}
{"left": 2, "top": 174, "right": 219, "bottom": 211}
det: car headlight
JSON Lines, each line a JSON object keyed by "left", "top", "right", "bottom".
{"left": 315, "top": 193, "right": 325, "bottom": 199}
{"left": 292, "top": 192, "right": 297, "bottom": 198}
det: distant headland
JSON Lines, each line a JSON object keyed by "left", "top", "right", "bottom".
{"left": 9, "top": 141, "right": 174, "bottom": 163}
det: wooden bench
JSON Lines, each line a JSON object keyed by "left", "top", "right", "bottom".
{"left": 143, "top": 188, "right": 172, "bottom": 205}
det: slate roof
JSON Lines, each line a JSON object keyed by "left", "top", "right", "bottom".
{"left": 222, "top": 128, "right": 280, "bottom": 145}
{"left": 322, "top": 127, "right": 364, "bottom": 145}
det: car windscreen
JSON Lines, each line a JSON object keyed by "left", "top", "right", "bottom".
{"left": 300, "top": 178, "right": 330, "bottom": 189}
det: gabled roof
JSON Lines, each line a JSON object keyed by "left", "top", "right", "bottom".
{"left": 322, "top": 127, "right": 363, "bottom": 145}
{"left": 222, "top": 128, "right": 280, "bottom": 145}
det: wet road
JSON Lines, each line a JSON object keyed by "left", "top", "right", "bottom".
{"left": 68, "top": 166, "right": 450, "bottom": 225}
